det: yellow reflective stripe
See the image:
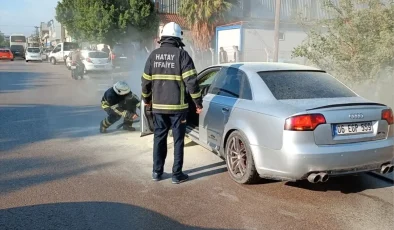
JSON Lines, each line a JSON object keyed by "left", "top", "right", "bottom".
{"left": 142, "top": 92, "right": 151, "bottom": 97}
{"left": 180, "top": 81, "right": 185, "bottom": 105}
{"left": 101, "top": 101, "right": 110, "bottom": 109}
{"left": 152, "top": 104, "right": 189, "bottom": 110}
{"left": 182, "top": 69, "right": 197, "bottom": 79}
{"left": 152, "top": 74, "right": 182, "bottom": 81}
{"left": 190, "top": 90, "right": 202, "bottom": 99}
{"left": 143, "top": 73, "right": 152, "bottom": 80}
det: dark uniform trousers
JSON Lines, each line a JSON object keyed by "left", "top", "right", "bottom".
{"left": 153, "top": 112, "right": 187, "bottom": 176}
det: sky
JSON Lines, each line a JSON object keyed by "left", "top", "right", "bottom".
{"left": 0, "top": 0, "right": 59, "bottom": 36}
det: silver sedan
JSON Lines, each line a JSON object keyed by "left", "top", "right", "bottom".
{"left": 141, "top": 62, "right": 394, "bottom": 184}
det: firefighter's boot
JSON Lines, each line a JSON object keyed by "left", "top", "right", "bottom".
{"left": 123, "top": 119, "right": 135, "bottom": 131}
{"left": 100, "top": 119, "right": 111, "bottom": 133}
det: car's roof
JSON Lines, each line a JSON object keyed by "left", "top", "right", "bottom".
{"left": 0, "top": 48, "right": 10, "bottom": 50}
{"left": 214, "top": 62, "right": 323, "bottom": 72}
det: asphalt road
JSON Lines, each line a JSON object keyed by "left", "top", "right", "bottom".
{"left": 0, "top": 59, "right": 393, "bottom": 230}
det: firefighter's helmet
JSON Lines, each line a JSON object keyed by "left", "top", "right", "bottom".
{"left": 160, "top": 22, "right": 183, "bottom": 40}
{"left": 113, "top": 81, "right": 131, "bottom": 95}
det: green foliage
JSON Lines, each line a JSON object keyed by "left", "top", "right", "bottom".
{"left": 0, "top": 32, "right": 7, "bottom": 47}
{"left": 292, "top": 0, "right": 394, "bottom": 83}
{"left": 179, "top": 0, "right": 237, "bottom": 49}
{"left": 55, "top": 0, "right": 158, "bottom": 45}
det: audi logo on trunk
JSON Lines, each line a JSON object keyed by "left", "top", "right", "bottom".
{"left": 349, "top": 113, "right": 364, "bottom": 119}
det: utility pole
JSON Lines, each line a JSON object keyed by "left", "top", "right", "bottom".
{"left": 273, "top": 0, "right": 281, "bottom": 62}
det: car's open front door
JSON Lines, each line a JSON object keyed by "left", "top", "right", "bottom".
{"left": 140, "top": 100, "right": 154, "bottom": 137}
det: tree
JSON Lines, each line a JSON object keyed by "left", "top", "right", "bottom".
{"left": 55, "top": 0, "right": 158, "bottom": 46}
{"left": 0, "top": 32, "right": 7, "bottom": 47}
{"left": 179, "top": 0, "right": 237, "bottom": 49}
{"left": 292, "top": 0, "right": 394, "bottom": 83}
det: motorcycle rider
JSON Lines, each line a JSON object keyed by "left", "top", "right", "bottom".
{"left": 141, "top": 22, "right": 203, "bottom": 184}
{"left": 71, "top": 47, "right": 84, "bottom": 74}
{"left": 100, "top": 81, "right": 140, "bottom": 133}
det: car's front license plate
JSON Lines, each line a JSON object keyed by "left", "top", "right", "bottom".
{"left": 334, "top": 122, "right": 373, "bottom": 135}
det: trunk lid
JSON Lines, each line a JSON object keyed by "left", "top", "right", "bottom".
{"left": 281, "top": 97, "right": 390, "bottom": 145}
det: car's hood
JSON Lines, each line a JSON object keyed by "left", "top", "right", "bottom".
{"left": 279, "top": 97, "right": 374, "bottom": 111}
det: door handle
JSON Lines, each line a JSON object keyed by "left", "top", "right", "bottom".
{"left": 222, "top": 107, "right": 229, "bottom": 113}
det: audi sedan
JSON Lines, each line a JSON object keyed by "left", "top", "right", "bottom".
{"left": 140, "top": 62, "right": 394, "bottom": 184}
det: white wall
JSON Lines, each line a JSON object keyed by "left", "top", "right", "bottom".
{"left": 243, "top": 28, "right": 307, "bottom": 63}
{"left": 217, "top": 28, "right": 241, "bottom": 63}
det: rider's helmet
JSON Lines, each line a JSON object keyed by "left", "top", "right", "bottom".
{"left": 113, "top": 81, "right": 131, "bottom": 95}
{"left": 160, "top": 22, "right": 183, "bottom": 40}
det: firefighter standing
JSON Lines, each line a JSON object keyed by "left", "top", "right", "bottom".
{"left": 100, "top": 81, "right": 140, "bottom": 133}
{"left": 141, "top": 22, "right": 203, "bottom": 184}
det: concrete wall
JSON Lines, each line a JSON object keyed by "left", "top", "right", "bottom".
{"left": 242, "top": 28, "right": 307, "bottom": 63}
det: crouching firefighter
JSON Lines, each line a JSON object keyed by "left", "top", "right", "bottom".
{"left": 100, "top": 81, "right": 140, "bottom": 133}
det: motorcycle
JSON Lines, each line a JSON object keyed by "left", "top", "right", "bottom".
{"left": 70, "top": 61, "right": 84, "bottom": 80}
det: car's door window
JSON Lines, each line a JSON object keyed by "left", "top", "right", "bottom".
{"left": 198, "top": 69, "right": 220, "bottom": 97}
{"left": 53, "top": 45, "right": 61, "bottom": 53}
{"left": 241, "top": 77, "right": 253, "bottom": 100}
{"left": 209, "top": 67, "right": 245, "bottom": 98}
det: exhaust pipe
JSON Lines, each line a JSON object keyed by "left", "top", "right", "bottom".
{"left": 388, "top": 165, "right": 394, "bottom": 173}
{"left": 307, "top": 173, "right": 321, "bottom": 183}
{"left": 380, "top": 164, "right": 392, "bottom": 174}
{"left": 318, "top": 172, "right": 329, "bottom": 183}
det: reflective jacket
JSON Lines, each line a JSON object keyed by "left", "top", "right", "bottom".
{"left": 141, "top": 38, "right": 202, "bottom": 114}
{"left": 101, "top": 88, "right": 140, "bottom": 116}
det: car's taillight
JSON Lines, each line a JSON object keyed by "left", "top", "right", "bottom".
{"left": 111, "top": 54, "right": 115, "bottom": 60}
{"left": 382, "top": 109, "right": 393, "bottom": 125}
{"left": 86, "top": 57, "right": 92, "bottom": 63}
{"left": 285, "top": 114, "right": 326, "bottom": 131}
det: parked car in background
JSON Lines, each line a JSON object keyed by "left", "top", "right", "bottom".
{"left": 10, "top": 45, "right": 25, "bottom": 59}
{"left": 0, "top": 48, "right": 14, "bottom": 61}
{"left": 25, "top": 47, "right": 43, "bottom": 62}
{"left": 111, "top": 44, "right": 133, "bottom": 69}
{"left": 141, "top": 62, "right": 394, "bottom": 185}
{"left": 48, "top": 42, "right": 79, "bottom": 65}
{"left": 82, "top": 50, "right": 112, "bottom": 73}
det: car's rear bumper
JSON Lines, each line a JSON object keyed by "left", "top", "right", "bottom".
{"left": 26, "top": 55, "right": 42, "bottom": 60}
{"left": 85, "top": 63, "right": 112, "bottom": 71}
{"left": 252, "top": 137, "right": 394, "bottom": 181}
{"left": 0, "top": 57, "right": 12, "bottom": 60}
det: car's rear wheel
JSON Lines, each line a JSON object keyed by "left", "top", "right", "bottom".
{"left": 11, "top": 59, "right": 14, "bottom": 61}
{"left": 225, "top": 131, "right": 260, "bottom": 184}
{"left": 50, "top": 57, "right": 56, "bottom": 65}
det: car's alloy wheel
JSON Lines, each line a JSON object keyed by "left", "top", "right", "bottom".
{"left": 225, "top": 131, "right": 259, "bottom": 184}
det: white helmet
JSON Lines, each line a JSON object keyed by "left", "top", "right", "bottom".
{"left": 160, "top": 22, "right": 183, "bottom": 39}
{"left": 113, "top": 81, "right": 131, "bottom": 95}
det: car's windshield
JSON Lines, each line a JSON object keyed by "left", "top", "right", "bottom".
{"left": 258, "top": 71, "right": 357, "bottom": 100}
{"left": 10, "top": 45, "right": 24, "bottom": 51}
{"left": 88, "top": 52, "right": 108, "bottom": 58}
{"left": 27, "top": 48, "right": 40, "bottom": 53}
{"left": 64, "top": 42, "right": 79, "bottom": 51}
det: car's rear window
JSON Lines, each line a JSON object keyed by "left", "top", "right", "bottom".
{"left": 258, "top": 71, "right": 357, "bottom": 100}
{"left": 88, "top": 52, "right": 108, "bottom": 58}
{"left": 0, "top": 50, "right": 10, "bottom": 53}
{"left": 27, "top": 48, "right": 40, "bottom": 53}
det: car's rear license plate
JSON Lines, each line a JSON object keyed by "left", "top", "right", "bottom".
{"left": 71, "top": 66, "right": 76, "bottom": 69}
{"left": 334, "top": 122, "right": 373, "bottom": 135}
{"left": 94, "top": 65, "right": 104, "bottom": 68}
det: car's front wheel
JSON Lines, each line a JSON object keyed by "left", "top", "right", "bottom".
{"left": 225, "top": 131, "right": 260, "bottom": 184}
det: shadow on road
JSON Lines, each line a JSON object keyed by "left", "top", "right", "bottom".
{"left": 0, "top": 104, "right": 104, "bottom": 152}
{"left": 0, "top": 202, "right": 228, "bottom": 230}
{"left": 0, "top": 156, "right": 121, "bottom": 194}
